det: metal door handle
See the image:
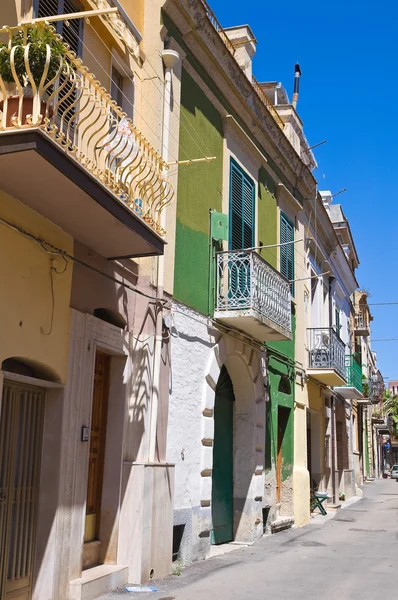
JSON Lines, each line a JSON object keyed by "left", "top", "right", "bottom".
{"left": 0, "top": 491, "right": 6, "bottom": 502}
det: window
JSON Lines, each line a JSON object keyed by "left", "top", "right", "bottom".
{"left": 111, "top": 67, "right": 123, "bottom": 107}
{"left": 229, "top": 158, "right": 255, "bottom": 251}
{"left": 280, "top": 212, "right": 294, "bottom": 296}
{"left": 34, "top": 1, "right": 83, "bottom": 128}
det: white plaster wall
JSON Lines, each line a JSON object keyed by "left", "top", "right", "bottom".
{"left": 167, "top": 301, "right": 267, "bottom": 562}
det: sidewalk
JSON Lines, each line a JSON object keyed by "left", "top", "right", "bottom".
{"left": 98, "top": 488, "right": 368, "bottom": 600}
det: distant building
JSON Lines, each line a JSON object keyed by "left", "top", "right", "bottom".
{"left": 388, "top": 381, "right": 398, "bottom": 395}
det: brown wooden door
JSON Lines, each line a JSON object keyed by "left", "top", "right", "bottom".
{"left": 276, "top": 413, "right": 283, "bottom": 504}
{"left": 84, "top": 353, "right": 111, "bottom": 544}
{"left": 0, "top": 382, "right": 45, "bottom": 600}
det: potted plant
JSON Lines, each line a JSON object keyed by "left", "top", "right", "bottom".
{"left": 0, "top": 26, "right": 65, "bottom": 126}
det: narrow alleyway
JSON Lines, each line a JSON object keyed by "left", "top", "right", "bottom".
{"left": 101, "top": 480, "right": 398, "bottom": 600}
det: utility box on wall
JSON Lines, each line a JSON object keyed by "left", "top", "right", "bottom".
{"left": 211, "top": 211, "right": 228, "bottom": 243}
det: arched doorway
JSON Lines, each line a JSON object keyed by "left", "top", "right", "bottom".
{"left": 211, "top": 365, "right": 235, "bottom": 545}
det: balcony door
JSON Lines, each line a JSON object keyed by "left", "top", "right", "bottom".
{"left": 229, "top": 159, "right": 255, "bottom": 304}
{"left": 229, "top": 158, "right": 255, "bottom": 251}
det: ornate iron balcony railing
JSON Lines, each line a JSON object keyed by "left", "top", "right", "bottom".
{"left": 215, "top": 249, "right": 292, "bottom": 337}
{"left": 345, "top": 354, "right": 363, "bottom": 392}
{"left": 355, "top": 313, "right": 367, "bottom": 330}
{"left": 308, "top": 327, "right": 346, "bottom": 379}
{"left": 0, "top": 23, "right": 172, "bottom": 236}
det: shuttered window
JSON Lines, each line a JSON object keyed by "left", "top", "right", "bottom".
{"left": 34, "top": 1, "right": 83, "bottom": 127}
{"left": 34, "top": 0, "right": 83, "bottom": 56}
{"left": 280, "top": 212, "right": 294, "bottom": 296}
{"left": 229, "top": 159, "right": 255, "bottom": 251}
{"left": 335, "top": 307, "right": 341, "bottom": 337}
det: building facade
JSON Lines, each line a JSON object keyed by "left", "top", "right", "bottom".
{"left": 161, "top": 0, "right": 317, "bottom": 564}
{"left": 0, "top": 1, "right": 179, "bottom": 598}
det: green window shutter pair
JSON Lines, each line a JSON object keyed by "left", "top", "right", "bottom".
{"left": 335, "top": 307, "right": 341, "bottom": 337}
{"left": 229, "top": 159, "right": 255, "bottom": 251}
{"left": 280, "top": 212, "right": 294, "bottom": 296}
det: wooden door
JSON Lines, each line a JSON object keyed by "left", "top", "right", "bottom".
{"left": 211, "top": 366, "right": 234, "bottom": 545}
{"left": 84, "top": 352, "right": 110, "bottom": 542}
{"left": 276, "top": 407, "right": 290, "bottom": 505}
{"left": 84, "top": 353, "right": 111, "bottom": 544}
{"left": 0, "top": 381, "right": 45, "bottom": 600}
{"left": 276, "top": 411, "right": 283, "bottom": 504}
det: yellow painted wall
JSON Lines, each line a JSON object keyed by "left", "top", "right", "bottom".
{"left": 122, "top": 0, "right": 144, "bottom": 34}
{"left": 293, "top": 403, "right": 310, "bottom": 526}
{"left": 0, "top": 191, "right": 73, "bottom": 383}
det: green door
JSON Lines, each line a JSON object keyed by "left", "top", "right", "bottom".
{"left": 211, "top": 366, "right": 234, "bottom": 544}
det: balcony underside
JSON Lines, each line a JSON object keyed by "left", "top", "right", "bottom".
{"left": 307, "top": 368, "right": 346, "bottom": 386}
{"left": 354, "top": 327, "right": 370, "bottom": 337}
{"left": 214, "top": 308, "right": 292, "bottom": 342}
{"left": 0, "top": 130, "right": 164, "bottom": 259}
{"left": 334, "top": 386, "right": 364, "bottom": 400}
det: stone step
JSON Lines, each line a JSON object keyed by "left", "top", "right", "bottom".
{"left": 270, "top": 516, "right": 295, "bottom": 534}
{"left": 69, "top": 564, "right": 128, "bottom": 600}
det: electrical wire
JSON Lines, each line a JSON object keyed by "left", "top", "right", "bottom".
{"left": 73, "top": 25, "right": 180, "bottom": 164}
{"left": 88, "top": 18, "right": 216, "bottom": 160}
{"left": 84, "top": 20, "right": 215, "bottom": 164}
{"left": 0, "top": 216, "right": 169, "bottom": 306}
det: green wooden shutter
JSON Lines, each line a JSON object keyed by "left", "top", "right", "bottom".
{"left": 229, "top": 159, "right": 255, "bottom": 251}
{"left": 280, "top": 212, "right": 294, "bottom": 296}
{"left": 335, "top": 307, "right": 341, "bottom": 337}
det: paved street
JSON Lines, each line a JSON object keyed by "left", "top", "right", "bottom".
{"left": 102, "top": 479, "right": 398, "bottom": 600}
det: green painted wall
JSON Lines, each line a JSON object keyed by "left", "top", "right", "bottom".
{"left": 265, "top": 314, "right": 296, "bottom": 480}
{"left": 173, "top": 67, "right": 224, "bottom": 315}
{"left": 161, "top": 11, "right": 305, "bottom": 205}
{"left": 257, "top": 166, "right": 277, "bottom": 268}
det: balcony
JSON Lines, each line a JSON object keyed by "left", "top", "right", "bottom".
{"left": 369, "top": 371, "right": 384, "bottom": 404}
{"left": 335, "top": 355, "right": 363, "bottom": 399}
{"left": 0, "top": 23, "right": 171, "bottom": 259}
{"left": 214, "top": 249, "right": 292, "bottom": 342}
{"left": 354, "top": 313, "right": 370, "bottom": 337}
{"left": 307, "top": 328, "right": 346, "bottom": 386}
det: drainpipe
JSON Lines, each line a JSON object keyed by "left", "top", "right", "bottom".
{"left": 148, "top": 48, "right": 180, "bottom": 463}
{"left": 330, "top": 394, "right": 336, "bottom": 503}
{"left": 292, "top": 63, "right": 301, "bottom": 109}
{"left": 328, "top": 276, "right": 336, "bottom": 502}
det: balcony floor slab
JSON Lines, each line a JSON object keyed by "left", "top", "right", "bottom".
{"left": 0, "top": 129, "right": 164, "bottom": 259}
{"left": 334, "top": 386, "right": 364, "bottom": 400}
{"left": 214, "top": 310, "right": 292, "bottom": 343}
{"left": 307, "top": 369, "right": 346, "bottom": 387}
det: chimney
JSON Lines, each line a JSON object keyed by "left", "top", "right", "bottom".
{"left": 292, "top": 63, "right": 301, "bottom": 109}
{"left": 223, "top": 25, "right": 257, "bottom": 80}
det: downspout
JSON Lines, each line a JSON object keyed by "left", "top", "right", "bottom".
{"left": 148, "top": 48, "right": 180, "bottom": 462}
{"left": 330, "top": 394, "right": 336, "bottom": 503}
{"left": 328, "top": 276, "right": 336, "bottom": 503}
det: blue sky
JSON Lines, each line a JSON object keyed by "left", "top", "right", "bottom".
{"left": 210, "top": 0, "right": 397, "bottom": 380}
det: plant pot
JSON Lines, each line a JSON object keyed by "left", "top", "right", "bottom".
{"left": 0, "top": 93, "right": 52, "bottom": 127}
